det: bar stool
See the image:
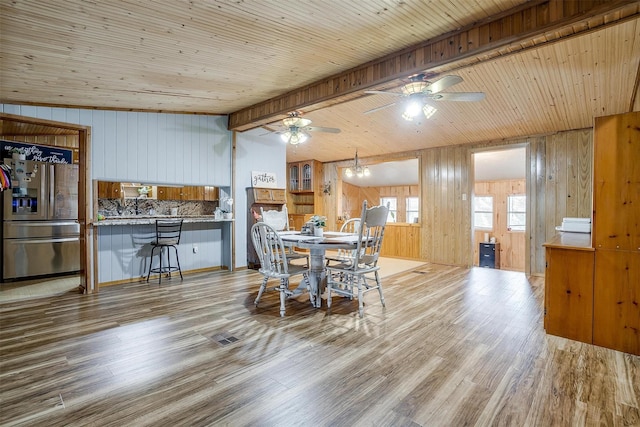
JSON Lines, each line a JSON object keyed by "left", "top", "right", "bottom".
{"left": 147, "top": 219, "right": 183, "bottom": 284}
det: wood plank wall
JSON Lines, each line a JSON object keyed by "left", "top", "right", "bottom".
{"left": 338, "top": 182, "right": 421, "bottom": 259}
{"left": 1, "top": 105, "right": 231, "bottom": 186}
{"left": 322, "top": 128, "right": 593, "bottom": 276}
{"left": 473, "top": 179, "right": 526, "bottom": 271}
{"left": 422, "top": 145, "right": 470, "bottom": 267}
{"left": 544, "top": 130, "right": 593, "bottom": 241}
{"left": 340, "top": 182, "right": 419, "bottom": 221}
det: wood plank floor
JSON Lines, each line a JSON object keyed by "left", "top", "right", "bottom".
{"left": 1, "top": 264, "right": 638, "bottom": 426}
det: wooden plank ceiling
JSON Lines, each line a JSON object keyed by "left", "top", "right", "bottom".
{"left": 1, "top": 0, "right": 639, "bottom": 163}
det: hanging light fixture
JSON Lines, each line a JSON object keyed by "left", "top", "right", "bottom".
{"left": 344, "top": 150, "right": 370, "bottom": 178}
{"left": 280, "top": 130, "right": 308, "bottom": 145}
{"left": 401, "top": 94, "right": 438, "bottom": 121}
{"left": 280, "top": 116, "right": 312, "bottom": 144}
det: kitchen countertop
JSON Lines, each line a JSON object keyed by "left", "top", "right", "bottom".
{"left": 94, "top": 215, "right": 234, "bottom": 226}
{"left": 543, "top": 232, "right": 593, "bottom": 251}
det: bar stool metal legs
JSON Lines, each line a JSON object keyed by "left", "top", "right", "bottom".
{"left": 146, "top": 220, "right": 184, "bottom": 284}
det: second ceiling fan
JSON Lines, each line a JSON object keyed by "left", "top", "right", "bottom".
{"left": 365, "top": 74, "right": 485, "bottom": 120}
{"left": 265, "top": 111, "right": 340, "bottom": 145}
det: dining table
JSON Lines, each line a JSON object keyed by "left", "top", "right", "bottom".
{"left": 278, "top": 230, "right": 361, "bottom": 308}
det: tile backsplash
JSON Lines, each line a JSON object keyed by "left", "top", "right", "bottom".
{"left": 98, "top": 198, "right": 217, "bottom": 217}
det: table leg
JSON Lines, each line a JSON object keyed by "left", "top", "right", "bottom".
{"left": 307, "top": 248, "right": 326, "bottom": 308}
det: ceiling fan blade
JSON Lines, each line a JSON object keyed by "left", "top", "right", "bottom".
{"left": 364, "top": 101, "right": 397, "bottom": 114}
{"left": 364, "top": 90, "right": 403, "bottom": 96}
{"left": 431, "top": 92, "right": 485, "bottom": 102}
{"left": 305, "top": 126, "right": 341, "bottom": 134}
{"left": 427, "top": 75, "right": 463, "bottom": 93}
{"left": 259, "top": 125, "right": 282, "bottom": 136}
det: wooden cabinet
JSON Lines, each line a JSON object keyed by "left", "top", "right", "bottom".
{"left": 97, "top": 181, "right": 219, "bottom": 204}
{"left": 593, "top": 112, "right": 640, "bottom": 251}
{"left": 157, "top": 186, "right": 180, "bottom": 200}
{"left": 97, "top": 181, "right": 121, "bottom": 199}
{"left": 288, "top": 160, "right": 321, "bottom": 193}
{"left": 591, "top": 111, "right": 640, "bottom": 355}
{"left": 287, "top": 160, "right": 323, "bottom": 216}
{"left": 157, "top": 186, "right": 204, "bottom": 201}
{"left": 246, "top": 187, "right": 288, "bottom": 268}
{"left": 593, "top": 249, "right": 639, "bottom": 354}
{"left": 544, "top": 237, "right": 595, "bottom": 343}
{"left": 250, "top": 187, "right": 286, "bottom": 204}
{"left": 542, "top": 112, "right": 639, "bottom": 355}
{"left": 204, "top": 186, "right": 219, "bottom": 201}
{"left": 181, "top": 186, "right": 204, "bottom": 200}
{"left": 288, "top": 213, "right": 313, "bottom": 231}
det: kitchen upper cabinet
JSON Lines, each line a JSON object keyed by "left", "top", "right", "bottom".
{"left": 204, "top": 186, "right": 219, "bottom": 201}
{"left": 181, "top": 186, "right": 204, "bottom": 200}
{"left": 157, "top": 186, "right": 203, "bottom": 201}
{"left": 287, "top": 160, "right": 324, "bottom": 216}
{"left": 288, "top": 160, "right": 321, "bottom": 193}
{"left": 157, "top": 186, "right": 181, "bottom": 200}
{"left": 97, "top": 181, "right": 122, "bottom": 199}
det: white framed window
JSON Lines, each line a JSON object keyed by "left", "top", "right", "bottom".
{"left": 406, "top": 197, "right": 419, "bottom": 223}
{"left": 507, "top": 194, "right": 526, "bottom": 231}
{"left": 380, "top": 197, "right": 397, "bottom": 223}
{"left": 474, "top": 196, "right": 493, "bottom": 230}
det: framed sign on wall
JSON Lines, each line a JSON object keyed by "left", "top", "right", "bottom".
{"left": 251, "top": 171, "right": 278, "bottom": 188}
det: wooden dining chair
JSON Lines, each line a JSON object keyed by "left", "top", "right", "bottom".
{"left": 326, "top": 201, "right": 389, "bottom": 317}
{"left": 251, "top": 222, "right": 311, "bottom": 317}
{"left": 325, "top": 217, "right": 361, "bottom": 267}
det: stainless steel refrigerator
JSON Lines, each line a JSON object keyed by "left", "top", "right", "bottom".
{"left": 2, "top": 158, "right": 80, "bottom": 280}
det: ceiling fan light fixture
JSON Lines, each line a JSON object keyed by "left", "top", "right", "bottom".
{"left": 401, "top": 111, "right": 414, "bottom": 121}
{"left": 402, "top": 100, "right": 423, "bottom": 121}
{"left": 283, "top": 117, "right": 311, "bottom": 128}
{"left": 422, "top": 104, "right": 437, "bottom": 119}
{"left": 281, "top": 130, "right": 308, "bottom": 144}
{"left": 401, "top": 81, "right": 427, "bottom": 95}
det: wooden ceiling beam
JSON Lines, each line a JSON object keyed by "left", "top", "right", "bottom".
{"left": 1, "top": 112, "right": 87, "bottom": 133}
{"left": 228, "top": 0, "right": 639, "bottom": 131}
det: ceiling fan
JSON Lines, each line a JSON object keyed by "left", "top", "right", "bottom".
{"left": 364, "top": 74, "right": 485, "bottom": 120}
{"left": 264, "top": 111, "right": 341, "bottom": 145}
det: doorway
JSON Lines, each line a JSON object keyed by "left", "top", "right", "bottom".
{"left": 472, "top": 147, "right": 527, "bottom": 272}
{"left": 0, "top": 113, "right": 91, "bottom": 292}
{"left": 338, "top": 156, "right": 421, "bottom": 259}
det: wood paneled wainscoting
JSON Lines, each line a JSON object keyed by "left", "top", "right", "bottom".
{"left": 1, "top": 266, "right": 638, "bottom": 425}
{"left": 381, "top": 223, "right": 421, "bottom": 259}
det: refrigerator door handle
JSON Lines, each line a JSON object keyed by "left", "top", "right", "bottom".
{"left": 49, "top": 163, "right": 55, "bottom": 219}
{"left": 5, "top": 221, "right": 79, "bottom": 227}
{"left": 12, "top": 237, "right": 79, "bottom": 244}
